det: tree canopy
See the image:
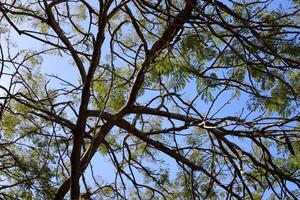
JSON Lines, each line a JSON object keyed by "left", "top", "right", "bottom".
{"left": 0, "top": 0, "right": 300, "bottom": 199}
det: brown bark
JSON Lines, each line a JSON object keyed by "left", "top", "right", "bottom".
{"left": 53, "top": 1, "right": 196, "bottom": 199}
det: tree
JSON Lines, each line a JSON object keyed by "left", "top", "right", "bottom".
{"left": 0, "top": 0, "right": 299, "bottom": 199}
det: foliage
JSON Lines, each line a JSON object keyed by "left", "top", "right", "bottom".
{"left": 0, "top": 0, "right": 299, "bottom": 199}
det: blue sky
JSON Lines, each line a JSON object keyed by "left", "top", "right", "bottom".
{"left": 0, "top": 0, "right": 298, "bottom": 198}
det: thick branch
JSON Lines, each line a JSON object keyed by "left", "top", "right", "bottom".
{"left": 118, "top": 0, "right": 196, "bottom": 115}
